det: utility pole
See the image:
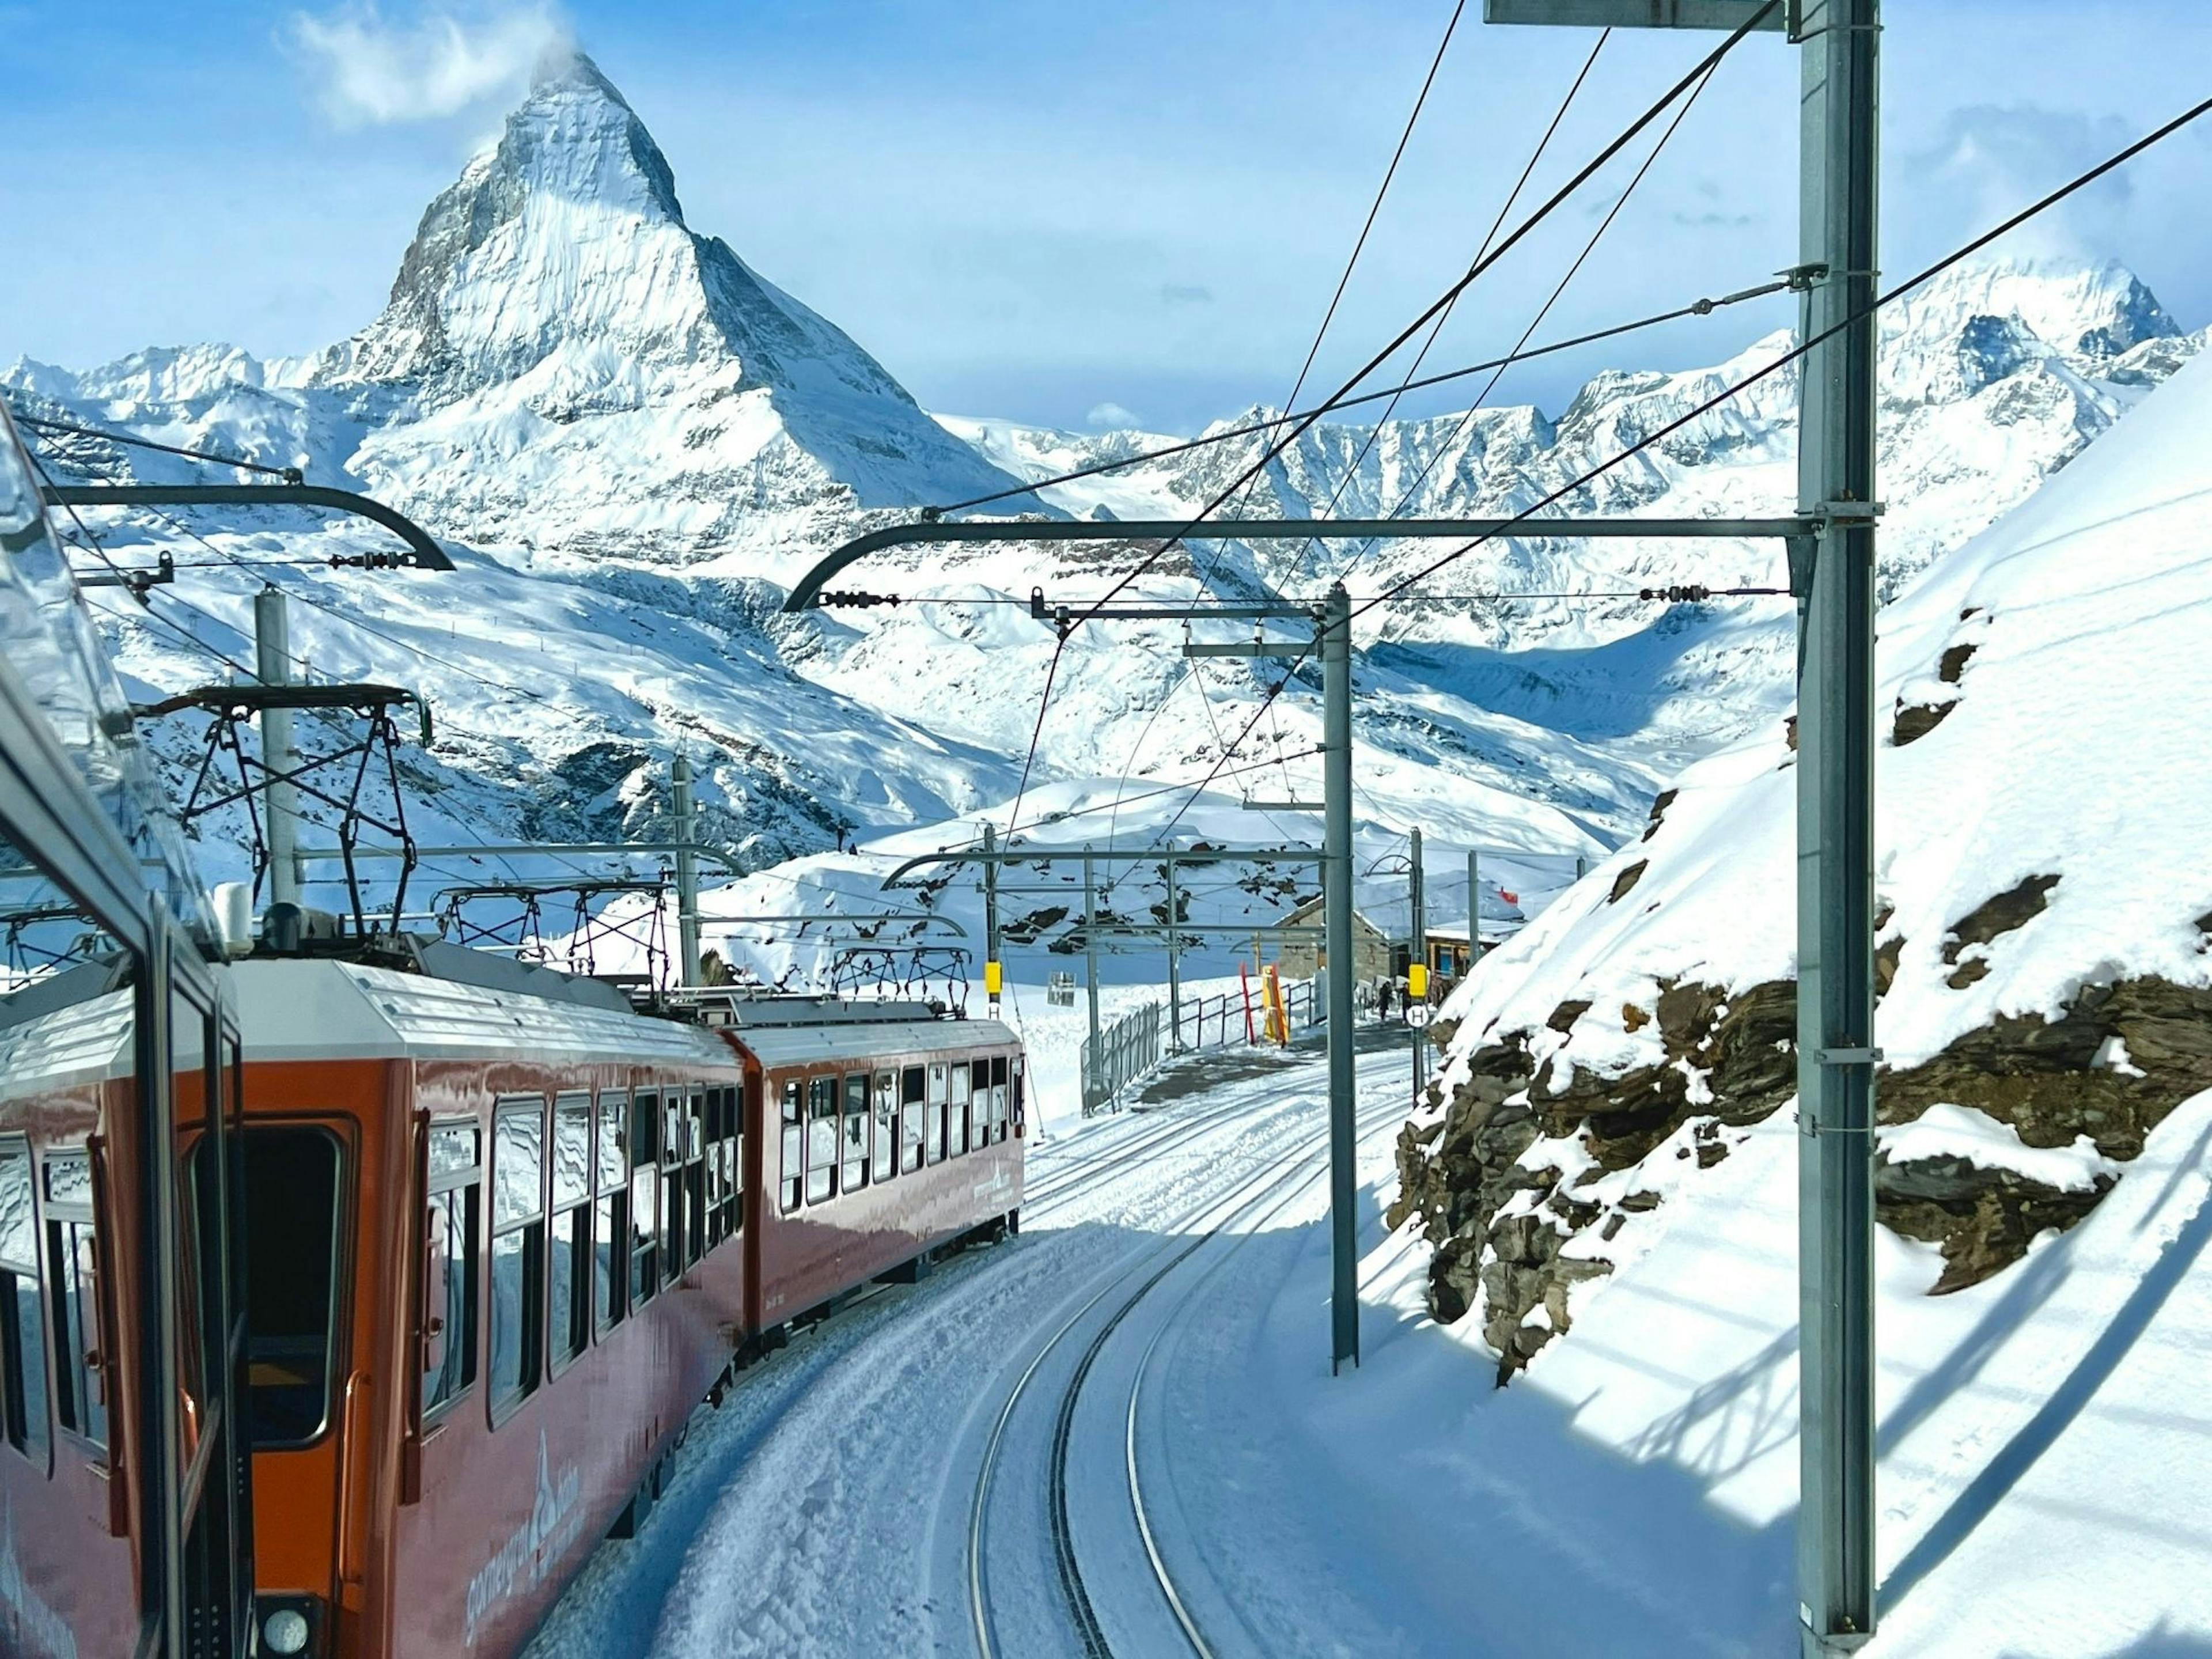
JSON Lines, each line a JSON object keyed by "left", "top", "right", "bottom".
{"left": 671, "top": 751, "right": 702, "bottom": 987}
{"left": 1795, "top": 0, "right": 1882, "bottom": 1650}
{"left": 1322, "top": 581, "right": 1358, "bottom": 1373}
{"left": 253, "top": 585, "right": 301, "bottom": 911}
{"left": 1084, "top": 846, "right": 1101, "bottom": 1111}
{"left": 982, "top": 821, "right": 1002, "bottom": 1012}
{"left": 1165, "top": 848, "right": 1183, "bottom": 1051}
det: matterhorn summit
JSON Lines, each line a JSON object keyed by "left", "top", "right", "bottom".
{"left": 311, "top": 52, "right": 1029, "bottom": 567}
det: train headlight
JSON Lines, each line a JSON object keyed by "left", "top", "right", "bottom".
{"left": 261, "top": 1606, "right": 313, "bottom": 1655}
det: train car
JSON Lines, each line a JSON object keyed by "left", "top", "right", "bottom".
{"left": 224, "top": 954, "right": 1024, "bottom": 1657}
{"left": 0, "top": 406, "right": 257, "bottom": 1657}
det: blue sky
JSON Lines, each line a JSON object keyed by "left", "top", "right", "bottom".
{"left": 7, "top": 1, "right": 2209, "bottom": 433}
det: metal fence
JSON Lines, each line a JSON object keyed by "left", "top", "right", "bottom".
{"left": 1171, "top": 977, "right": 1315, "bottom": 1054}
{"left": 1080, "top": 1001, "right": 1163, "bottom": 1115}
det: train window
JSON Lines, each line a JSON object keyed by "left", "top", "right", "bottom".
{"left": 703, "top": 1089, "right": 724, "bottom": 1249}
{"left": 238, "top": 1127, "right": 343, "bottom": 1447}
{"left": 872, "top": 1073, "right": 896, "bottom": 1185}
{"left": 806, "top": 1077, "right": 839, "bottom": 1204}
{"left": 422, "top": 1123, "right": 480, "bottom": 1419}
{"left": 0, "top": 1141, "right": 48, "bottom": 1463}
{"left": 685, "top": 1090, "right": 706, "bottom": 1268}
{"left": 780, "top": 1080, "right": 804, "bottom": 1213}
{"left": 717, "top": 1085, "right": 743, "bottom": 1238}
{"left": 631, "top": 1092, "right": 659, "bottom": 1308}
{"left": 43, "top": 1152, "right": 104, "bottom": 1450}
{"left": 489, "top": 1100, "right": 546, "bottom": 1419}
{"left": 596, "top": 1093, "right": 628, "bottom": 1194}
{"left": 991, "top": 1056, "right": 1012, "bottom": 1143}
{"left": 1012, "top": 1057, "right": 1025, "bottom": 1138}
{"left": 594, "top": 1096, "right": 628, "bottom": 1335}
{"left": 926, "top": 1065, "right": 947, "bottom": 1165}
{"left": 549, "top": 1097, "right": 592, "bottom": 1374}
{"left": 552, "top": 1095, "right": 592, "bottom": 1209}
{"left": 899, "top": 1068, "right": 925, "bottom": 1175}
{"left": 841, "top": 1074, "right": 870, "bottom": 1194}
{"left": 950, "top": 1063, "right": 972, "bottom": 1157}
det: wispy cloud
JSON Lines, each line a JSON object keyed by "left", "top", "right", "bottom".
{"left": 1086, "top": 401, "right": 1141, "bottom": 429}
{"left": 1910, "top": 104, "right": 2135, "bottom": 259}
{"left": 1160, "top": 283, "right": 1213, "bottom": 306}
{"left": 286, "top": 2, "right": 573, "bottom": 127}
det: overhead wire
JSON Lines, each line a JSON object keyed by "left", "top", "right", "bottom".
{"left": 926, "top": 276, "right": 1789, "bottom": 519}
{"left": 995, "top": 1, "right": 1779, "bottom": 846}
{"left": 1332, "top": 43, "right": 1724, "bottom": 586}
{"left": 1126, "top": 88, "right": 2212, "bottom": 852}
{"left": 5, "top": 403, "right": 304, "bottom": 481}
{"left": 1281, "top": 25, "right": 1611, "bottom": 592}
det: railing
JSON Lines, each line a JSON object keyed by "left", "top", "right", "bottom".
{"left": 1171, "top": 976, "right": 1316, "bottom": 1055}
{"left": 1081, "top": 1001, "right": 1163, "bottom": 1114}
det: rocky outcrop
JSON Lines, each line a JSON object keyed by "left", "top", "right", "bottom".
{"left": 1393, "top": 971, "right": 2212, "bottom": 1381}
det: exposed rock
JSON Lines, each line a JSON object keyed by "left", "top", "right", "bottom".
{"left": 1876, "top": 1154, "right": 2111, "bottom": 1292}
{"left": 1946, "top": 959, "right": 1991, "bottom": 989}
{"left": 1547, "top": 999, "right": 1592, "bottom": 1035}
{"left": 1938, "top": 642, "right": 1978, "bottom": 683}
{"left": 1609, "top": 860, "right": 1649, "bottom": 903}
{"left": 1396, "top": 961, "right": 2212, "bottom": 1373}
{"left": 1622, "top": 1003, "right": 1649, "bottom": 1033}
{"left": 1876, "top": 933, "right": 1906, "bottom": 995}
{"left": 1893, "top": 698, "right": 1958, "bottom": 745}
{"left": 1785, "top": 715, "right": 1799, "bottom": 752}
{"left": 1942, "top": 873, "right": 2059, "bottom": 963}
{"left": 1641, "top": 789, "right": 1678, "bottom": 842}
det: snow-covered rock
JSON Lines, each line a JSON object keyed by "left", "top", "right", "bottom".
{"left": 1395, "top": 343, "right": 2212, "bottom": 1375}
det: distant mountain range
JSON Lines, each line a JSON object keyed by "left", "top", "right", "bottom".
{"left": 5, "top": 52, "right": 2200, "bottom": 964}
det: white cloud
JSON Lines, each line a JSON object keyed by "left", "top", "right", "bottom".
{"left": 1085, "top": 401, "right": 1140, "bottom": 430}
{"left": 1907, "top": 105, "right": 2135, "bottom": 261}
{"left": 286, "top": 3, "right": 573, "bottom": 128}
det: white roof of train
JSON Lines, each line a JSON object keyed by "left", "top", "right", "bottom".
{"left": 0, "top": 987, "right": 132, "bottom": 1105}
{"left": 734, "top": 1017, "right": 1018, "bottom": 1071}
{"left": 230, "top": 960, "right": 1016, "bottom": 1071}
{"left": 232, "top": 960, "right": 740, "bottom": 1069}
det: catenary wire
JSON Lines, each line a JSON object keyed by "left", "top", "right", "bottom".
{"left": 5, "top": 403, "right": 303, "bottom": 482}
{"left": 995, "top": 3, "right": 1777, "bottom": 842}
{"left": 926, "top": 275, "right": 1787, "bottom": 518}
{"left": 1128, "top": 92, "right": 2212, "bottom": 849}
{"left": 1281, "top": 26, "right": 1611, "bottom": 591}
{"left": 1332, "top": 47, "right": 1723, "bottom": 585}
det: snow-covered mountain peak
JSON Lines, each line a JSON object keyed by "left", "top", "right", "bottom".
{"left": 1884, "top": 253, "right": 2177, "bottom": 370}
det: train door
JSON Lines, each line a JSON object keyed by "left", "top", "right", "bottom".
{"left": 168, "top": 950, "right": 257, "bottom": 1657}
{"left": 0, "top": 709, "right": 255, "bottom": 1647}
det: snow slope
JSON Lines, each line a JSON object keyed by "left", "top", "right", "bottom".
{"left": 1389, "top": 319, "right": 2212, "bottom": 1650}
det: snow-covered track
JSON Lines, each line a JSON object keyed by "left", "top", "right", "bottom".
{"left": 1021, "top": 1087, "right": 1294, "bottom": 1211}
{"left": 972, "top": 1092, "right": 1404, "bottom": 1659}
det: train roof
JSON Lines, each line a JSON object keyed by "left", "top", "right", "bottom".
{"left": 733, "top": 1015, "right": 1018, "bottom": 1071}
{"left": 0, "top": 984, "right": 132, "bottom": 1105}
{"left": 230, "top": 959, "right": 739, "bottom": 1069}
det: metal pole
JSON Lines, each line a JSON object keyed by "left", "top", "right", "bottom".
{"left": 253, "top": 586, "right": 302, "bottom": 911}
{"left": 1322, "top": 582, "right": 1358, "bottom": 1373}
{"left": 672, "top": 751, "right": 702, "bottom": 987}
{"left": 1468, "top": 847, "right": 1481, "bottom": 963}
{"left": 1409, "top": 825, "right": 1426, "bottom": 992}
{"left": 1084, "top": 847, "right": 1101, "bottom": 1111}
{"left": 1165, "top": 849, "right": 1183, "bottom": 1051}
{"left": 1797, "top": 1, "right": 1882, "bottom": 1652}
{"left": 982, "top": 821, "right": 1002, "bottom": 1012}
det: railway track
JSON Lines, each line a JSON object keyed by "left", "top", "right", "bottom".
{"left": 969, "top": 1089, "right": 1407, "bottom": 1659}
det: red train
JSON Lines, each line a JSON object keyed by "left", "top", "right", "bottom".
{"left": 2, "top": 398, "right": 1028, "bottom": 1658}
{"left": 225, "top": 949, "right": 1024, "bottom": 1657}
